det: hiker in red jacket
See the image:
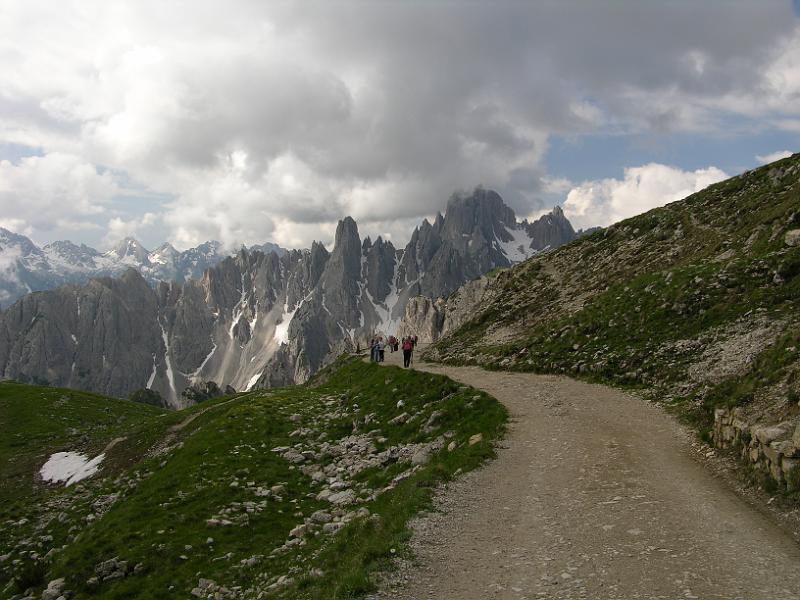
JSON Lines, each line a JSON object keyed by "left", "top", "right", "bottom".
{"left": 402, "top": 337, "right": 414, "bottom": 368}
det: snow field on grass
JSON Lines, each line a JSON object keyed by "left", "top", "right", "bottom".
{"left": 40, "top": 451, "right": 105, "bottom": 486}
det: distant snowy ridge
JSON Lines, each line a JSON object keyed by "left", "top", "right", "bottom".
{"left": 0, "top": 230, "right": 287, "bottom": 308}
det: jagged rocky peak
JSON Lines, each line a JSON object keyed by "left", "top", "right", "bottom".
{"left": 329, "top": 217, "right": 363, "bottom": 281}
{"left": 364, "top": 235, "right": 396, "bottom": 303}
{"left": 0, "top": 227, "right": 42, "bottom": 257}
{"left": 106, "top": 237, "right": 151, "bottom": 264}
{"left": 320, "top": 216, "right": 363, "bottom": 328}
{"left": 524, "top": 205, "right": 576, "bottom": 251}
{"left": 442, "top": 187, "right": 518, "bottom": 246}
{"left": 149, "top": 242, "right": 179, "bottom": 264}
{"left": 44, "top": 240, "right": 100, "bottom": 266}
{"left": 248, "top": 241, "right": 287, "bottom": 257}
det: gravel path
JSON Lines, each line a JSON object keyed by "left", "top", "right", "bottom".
{"left": 373, "top": 348, "right": 800, "bottom": 599}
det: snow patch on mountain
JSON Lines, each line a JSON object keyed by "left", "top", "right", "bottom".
{"left": 160, "top": 321, "right": 177, "bottom": 405}
{"left": 497, "top": 224, "right": 539, "bottom": 262}
{"left": 274, "top": 302, "right": 297, "bottom": 345}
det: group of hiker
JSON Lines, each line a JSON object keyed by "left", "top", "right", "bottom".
{"left": 369, "top": 334, "right": 418, "bottom": 368}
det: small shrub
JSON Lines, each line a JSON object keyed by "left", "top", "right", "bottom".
{"left": 14, "top": 559, "right": 47, "bottom": 593}
{"left": 128, "top": 388, "right": 164, "bottom": 407}
{"left": 786, "top": 467, "right": 800, "bottom": 492}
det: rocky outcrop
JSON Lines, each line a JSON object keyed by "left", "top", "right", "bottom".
{"left": 181, "top": 381, "right": 235, "bottom": 403}
{"left": 400, "top": 276, "right": 492, "bottom": 343}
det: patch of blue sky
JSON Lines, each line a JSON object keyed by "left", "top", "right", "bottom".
{"left": 545, "top": 126, "right": 798, "bottom": 183}
{"left": 0, "top": 143, "right": 44, "bottom": 164}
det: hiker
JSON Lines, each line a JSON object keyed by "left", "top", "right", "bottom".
{"left": 378, "top": 337, "right": 385, "bottom": 362}
{"left": 412, "top": 335, "right": 418, "bottom": 348}
{"left": 370, "top": 338, "right": 378, "bottom": 362}
{"left": 402, "top": 336, "right": 413, "bottom": 368}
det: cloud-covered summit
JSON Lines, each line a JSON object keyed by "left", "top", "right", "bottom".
{"left": 1, "top": 1, "right": 798, "bottom": 250}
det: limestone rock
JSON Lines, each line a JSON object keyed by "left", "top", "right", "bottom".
{"left": 41, "top": 578, "right": 65, "bottom": 600}
{"left": 411, "top": 448, "right": 432, "bottom": 466}
{"left": 468, "top": 433, "right": 484, "bottom": 446}
{"left": 328, "top": 489, "right": 356, "bottom": 506}
{"left": 785, "top": 229, "right": 800, "bottom": 247}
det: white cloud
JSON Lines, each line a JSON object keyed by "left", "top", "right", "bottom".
{"left": 103, "top": 213, "right": 157, "bottom": 248}
{"left": 756, "top": 150, "right": 793, "bottom": 164}
{"left": 0, "top": 153, "right": 121, "bottom": 237}
{"left": 0, "top": 2, "right": 798, "bottom": 249}
{"left": 563, "top": 163, "right": 728, "bottom": 229}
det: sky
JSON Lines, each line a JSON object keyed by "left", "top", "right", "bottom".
{"left": 0, "top": 1, "right": 799, "bottom": 252}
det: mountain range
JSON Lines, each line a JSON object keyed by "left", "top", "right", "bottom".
{"left": 0, "top": 230, "right": 286, "bottom": 308}
{"left": 0, "top": 188, "right": 581, "bottom": 406}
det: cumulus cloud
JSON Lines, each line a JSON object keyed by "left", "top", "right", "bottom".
{"left": 756, "top": 150, "right": 793, "bottom": 164}
{"left": 0, "top": 153, "right": 119, "bottom": 237}
{"left": 563, "top": 163, "right": 728, "bottom": 229}
{"left": 0, "top": 1, "right": 798, "bottom": 248}
{"left": 103, "top": 213, "right": 158, "bottom": 247}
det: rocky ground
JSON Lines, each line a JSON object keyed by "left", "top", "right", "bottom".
{"left": 370, "top": 349, "right": 800, "bottom": 600}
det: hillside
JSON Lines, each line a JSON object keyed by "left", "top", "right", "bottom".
{"left": 0, "top": 360, "right": 505, "bottom": 599}
{"left": 411, "top": 153, "right": 800, "bottom": 493}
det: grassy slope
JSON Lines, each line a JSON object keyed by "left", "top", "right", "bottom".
{"left": 430, "top": 154, "right": 800, "bottom": 470}
{"left": 0, "top": 359, "right": 506, "bottom": 599}
{"left": 0, "top": 382, "right": 175, "bottom": 503}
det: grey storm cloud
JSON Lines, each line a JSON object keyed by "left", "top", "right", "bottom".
{"left": 0, "top": 0, "right": 798, "bottom": 248}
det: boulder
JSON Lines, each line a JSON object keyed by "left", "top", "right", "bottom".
{"left": 41, "top": 578, "right": 65, "bottom": 600}
{"left": 310, "top": 510, "right": 332, "bottom": 524}
{"left": 328, "top": 489, "right": 356, "bottom": 506}
{"left": 785, "top": 229, "right": 800, "bottom": 247}
{"left": 411, "top": 448, "right": 432, "bottom": 466}
{"left": 422, "top": 410, "right": 446, "bottom": 434}
{"left": 322, "top": 522, "right": 344, "bottom": 534}
{"left": 390, "top": 412, "right": 410, "bottom": 426}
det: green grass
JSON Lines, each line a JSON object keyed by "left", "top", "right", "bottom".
{"left": 0, "top": 382, "right": 173, "bottom": 503}
{"left": 0, "top": 359, "right": 506, "bottom": 599}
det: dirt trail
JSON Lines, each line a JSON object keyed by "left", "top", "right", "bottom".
{"left": 148, "top": 395, "right": 242, "bottom": 457}
{"left": 374, "top": 347, "right": 800, "bottom": 600}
